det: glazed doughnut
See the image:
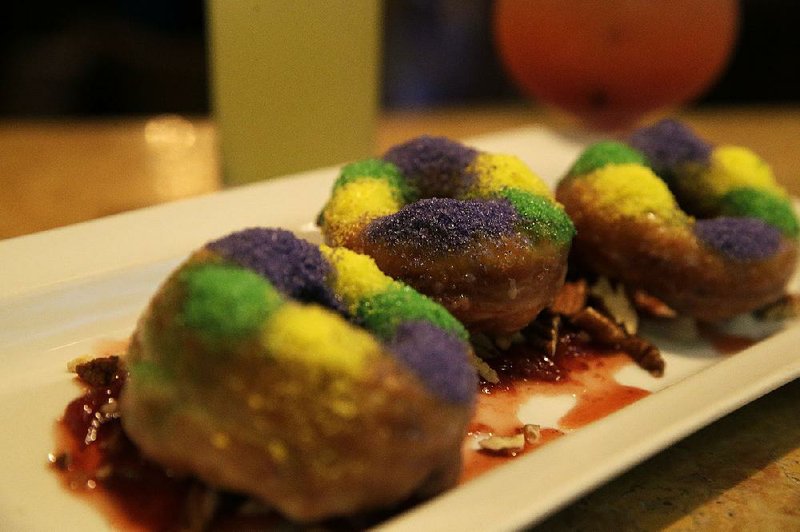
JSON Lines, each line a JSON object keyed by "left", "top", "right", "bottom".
{"left": 318, "top": 135, "right": 575, "bottom": 334}
{"left": 556, "top": 119, "right": 798, "bottom": 321}
{"left": 120, "top": 228, "right": 476, "bottom": 522}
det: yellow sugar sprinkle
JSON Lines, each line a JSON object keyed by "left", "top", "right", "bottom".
{"left": 320, "top": 245, "right": 395, "bottom": 312}
{"left": 697, "top": 145, "right": 784, "bottom": 198}
{"left": 586, "top": 163, "right": 683, "bottom": 221}
{"left": 320, "top": 180, "right": 401, "bottom": 245}
{"left": 265, "top": 439, "right": 289, "bottom": 462}
{"left": 464, "top": 153, "right": 552, "bottom": 199}
{"left": 262, "top": 303, "right": 378, "bottom": 376}
{"left": 211, "top": 432, "right": 230, "bottom": 449}
{"left": 328, "top": 396, "right": 358, "bottom": 419}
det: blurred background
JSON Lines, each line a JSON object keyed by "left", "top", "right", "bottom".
{"left": 0, "top": 0, "right": 797, "bottom": 118}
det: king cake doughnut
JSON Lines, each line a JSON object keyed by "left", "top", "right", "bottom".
{"left": 318, "top": 135, "right": 575, "bottom": 335}
{"left": 556, "top": 119, "right": 798, "bottom": 322}
{"left": 119, "top": 227, "right": 477, "bottom": 522}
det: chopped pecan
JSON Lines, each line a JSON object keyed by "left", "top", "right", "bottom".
{"left": 550, "top": 279, "right": 587, "bottom": 317}
{"left": 478, "top": 433, "right": 525, "bottom": 454}
{"left": 469, "top": 349, "right": 499, "bottom": 384}
{"left": 619, "top": 336, "right": 665, "bottom": 377}
{"left": 74, "top": 356, "right": 122, "bottom": 388}
{"left": 523, "top": 424, "right": 541, "bottom": 444}
{"left": 571, "top": 306, "right": 627, "bottom": 345}
{"left": 632, "top": 289, "right": 678, "bottom": 319}
{"left": 571, "top": 306, "right": 664, "bottom": 377}
{"left": 590, "top": 277, "right": 638, "bottom": 334}
{"left": 526, "top": 311, "right": 561, "bottom": 357}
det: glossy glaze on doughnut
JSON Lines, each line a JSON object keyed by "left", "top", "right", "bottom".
{"left": 318, "top": 136, "right": 575, "bottom": 334}
{"left": 120, "top": 228, "right": 476, "bottom": 522}
{"left": 557, "top": 120, "right": 798, "bottom": 321}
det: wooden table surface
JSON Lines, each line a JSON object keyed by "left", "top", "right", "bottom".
{"left": 1, "top": 105, "right": 798, "bottom": 529}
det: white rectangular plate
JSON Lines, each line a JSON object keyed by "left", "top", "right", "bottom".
{"left": 1, "top": 126, "right": 798, "bottom": 531}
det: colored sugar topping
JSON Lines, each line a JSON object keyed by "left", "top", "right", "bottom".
{"left": 628, "top": 118, "right": 712, "bottom": 175}
{"left": 697, "top": 146, "right": 783, "bottom": 198}
{"left": 262, "top": 303, "right": 377, "bottom": 376}
{"left": 388, "top": 321, "right": 476, "bottom": 404}
{"left": 207, "top": 228, "right": 340, "bottom": 310}
{"left": 364, "top": 197, "right": 517, "bottom": 252}
{"left": 204, "top": 229, "right": 473, "bottom": 386}
{"left": 333, "top": 158, "right": 415, "bottom": 202}
{"left": 180, "top": 263, "right": 282, "bottom": 341}
{"left": 356, "top": 284, "right": 468, "bottom": 341}
{"left": 567, "top": 141, "right": 647, "bottom": 177}
{"left": 322, "top": 179, "right": 402, "bottom": 242}
{"left": 383, "top": 135, "right": 478, "bottom": 198}
{"left": 694, "top": 217, "right": 782, "bottom": 261}
{"left": 719, "top": 187, "right": 800, "bottom": 238}
{"left": 499, "top": 188, "right": 575, "bottom": 245}
{"left": 320, "top": 135, "right": 576, "bottom": 268}
{"left": 584, "top": 163, "right": 684, "bottom": 222}
{"left": 320, "top": 245, "right": 395, "bottom": 313}
{"left": 670, "top": 145, "right": 785, "bottom": 216}
{"left": 322, "top": 242, "right": 468, "bottom": 347}
{"left": 465, "top": 153, "right": 552, "bottom": 199}
{"left": 128, "top": 359, "right": 170, "bottom": 388}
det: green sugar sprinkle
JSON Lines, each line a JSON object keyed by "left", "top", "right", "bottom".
{"left": 179, "top": 263, "right": 283, "bottom": 340}
{"left": 129, "top": 360, "right": 172, "bottom": 385}
{"left": 719, "top": 187, "right": 799, "bottom": 238}
{"left": 355, "top": 285, "right": 468, "bottom": 341}
{"left": 333, "top": 158, "right": 417, "bottom": 202}
{"left": 567, "top": 141, "right": 648, "bottom": 177}
{"left": 500, "top": 188, "right": 575, "bottom": 244}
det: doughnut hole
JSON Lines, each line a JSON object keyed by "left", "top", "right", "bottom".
{"left": 383, "top": 135, "right": 477, "bottom": 198}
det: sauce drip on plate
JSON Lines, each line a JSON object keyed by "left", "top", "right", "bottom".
{"left": 51, "top": 331, "right": 651, "bottom": 528}
{"left": 50, "top": 357, "right": 196, "bottom": 531}
{"left": 460, "top": 332, "right": 650, "bottom": 482}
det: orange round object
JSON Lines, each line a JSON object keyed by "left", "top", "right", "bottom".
{"left": 494, "top": 0, "right": 739, "bottom": 130}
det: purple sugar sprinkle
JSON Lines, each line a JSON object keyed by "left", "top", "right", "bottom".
{"left": 364, "top": 197, "right": 517, "bottom": 253}
{"left": 629, "top": 119, "right": 712, "bottom": 175}
{"left": 694, "top": 217, "right": 781, "bottom": 261}
{"left": 388, "top": 321, "right": 476, "bottom": 405}
{"left": 207, "top": 228, "right": 345, "bottom": 312}
{"left": 383, "top": 135, "right": 478, "bottom": 198}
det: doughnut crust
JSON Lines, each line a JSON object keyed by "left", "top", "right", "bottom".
{"left": 557, "top": 121, "right": 799, "bottom": 322}
{"left": 363, "top": 229, "right": 569, "bottom": 333}
{"left": 318, "top": 136, "right": 575, "bottom": 334}
{"left": 120, "top": 228, "right": 476, "bottom": 522}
